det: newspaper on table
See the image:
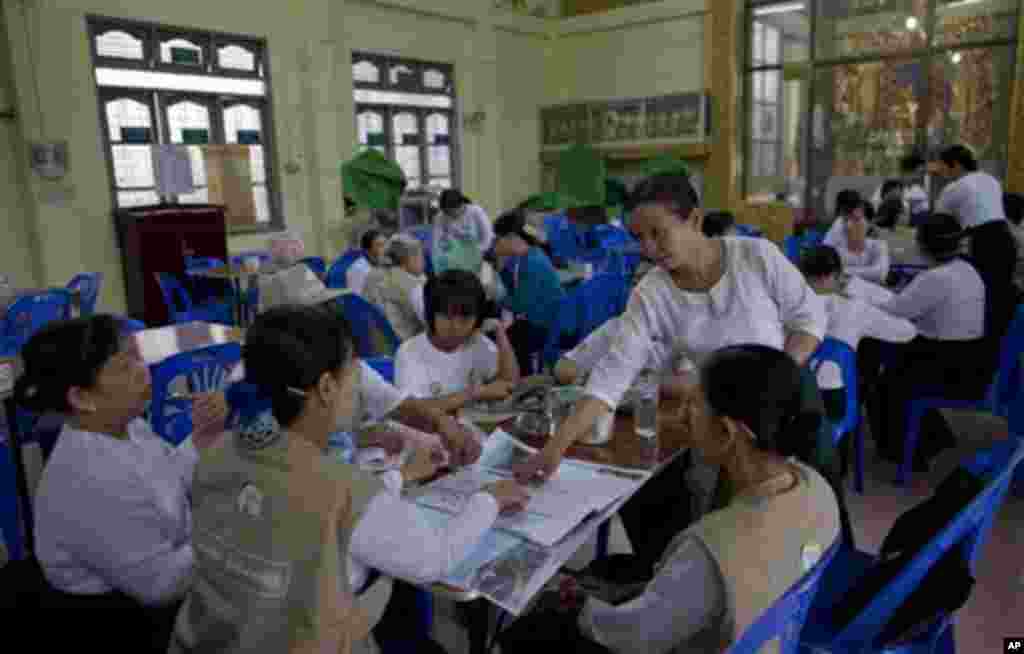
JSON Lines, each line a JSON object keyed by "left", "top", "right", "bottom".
{"left": 414, "top": 430, "right": 650, "bottom": 547}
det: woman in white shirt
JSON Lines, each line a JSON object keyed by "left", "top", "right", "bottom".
{"left": 514, "top": 173, "right": 826, "bottom": 568}
{"left": 395, "top": 270, "right": 520, "bottom": 412}
{"left": 346, "top": 230, "right": 389, "bottom": 295}
{"left": 833, "top": 203, "right": 890, "bottom": 284}
{"left": 499, "top": 345, "right": 840, "bottom": 654}
{"left": 868, "top": 213, "right": 1004, "bottom": 469}
{"left": 433, "top": 189, "right": 495, "bottom": 277}
{"left": 15, "top": 315, "right": 226, "bottom": 650}
{"left": 173, "top": 305, "right": 528, "bottom": 653}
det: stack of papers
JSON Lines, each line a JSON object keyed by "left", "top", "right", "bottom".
{"left": 414, "top": 430, "right": 649, "bottom": 547}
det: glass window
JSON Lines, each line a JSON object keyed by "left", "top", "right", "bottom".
{"left": 815, "top": 0, "right": 929, "bottom": 62}
{"left": 160, "top": 37, "right": 204, "bottom": 67}
{"left": 935, "top": 0, "right": 1019, "bottom": 47}
{"left": 105, "top": 97, "right": 152, "bottom": 143}
{"left": 96, "top": 29, "right": 145, "bottom": 60}
{"left": 354, "top": 60, "right": 380, "bottom": 84}
{"left": 218, "top": 44, "right": 257, "bottom": 72}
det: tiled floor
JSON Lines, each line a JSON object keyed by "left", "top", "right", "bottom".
{"left": 431, "top": 409, "right": 1023, "bottom": 653}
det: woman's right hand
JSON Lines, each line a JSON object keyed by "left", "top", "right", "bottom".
{"left": 472, "top": 380, "right": 516, "bottom": 402}
{"left": 401, "top": 444, "right": 443, "bottom": 483}
{"left": 482, "top": 480, "right": 530, "bottom": 515}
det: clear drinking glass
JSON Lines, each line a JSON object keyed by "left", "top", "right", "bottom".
{"left": 633, "top": 370, "right": 659, "bottom": 441}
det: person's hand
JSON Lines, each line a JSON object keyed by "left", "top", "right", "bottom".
{"left": 401, "top": 444, "right": 443, "bottom": 483}
{"left": 439, "top": 418, "right": 482, "bottom": 466}
{"left": 191, "top": 392, "right": 229, "bottom": 450}
{"left": 360, "top": 425, "right": 406, "bottom": 455}
{"left": 512, "top": 447, "right": 561, "bottom": 485}
{"left": 472, "top": 380, "right": 516, "bottom": 402}
{"left": 482, "top": 480, "right": 530, "bottom": 515}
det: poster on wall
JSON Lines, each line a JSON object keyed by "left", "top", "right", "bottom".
{"left": 591, "top": 98, "right": 645, "bottom": 143}
{"left": 644, "top": 93, "right": 708, "bottom": 141}
{"left": 204, "top": 145, "right": 256, "bottom": 227}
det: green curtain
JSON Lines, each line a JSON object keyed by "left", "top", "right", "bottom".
{"left": 557, "top": 144, "right": 607, "bottom": 208}
{"left": 341, "top": 149, "right": 407, "bottom": 211}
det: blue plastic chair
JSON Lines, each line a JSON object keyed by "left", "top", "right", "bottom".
{"left": 808, "top": 339, "right": 865, "bottom": 494}
{"left": 66, "top": 273, "right": 103, "bottom": 317}
{"left": 326, "top": 250, "right": 367, "bottom": 289}
{"left": 299, "top": 257, "right": 327, "bottom": 279}
{"left": 334, "top": 294, "right": 400, "bottom": 359}
{"left": 734, "top": 224, "right": 765, "bottom": 238}
{"left": 364, "top": 356, "right": 396, "bottom": 384}
{"left": 149, "top": 342, "right": 243, "bottom": 445}
{"left": 117, "top": 317, "right": 147, "bottom": 335}
{"left": 0, "top": 290, "right": 75, "bottom": 355}
{"left": 230, "top": 251, "right": 271, "bottom": 268}
{"left": 785, "top": 230, "right": 824, "bottom": 264}
{"left": 800, "top": 439, "right": 1024, "bottom": 654}
{"left": 987, "top": 305, "right": 1024, "bottom": 419}
{"left": 726, "top": 541, "right": 840, "bottom": 654}
{"left": 225, "top": 380, "right": 274, "bottom": 432}
{"left": 184, "top": 256, "right": 225, "bottom": 272}
{"left": 155, "top": 273, "right": 234, "bottom": 326}
{"left": 542, "top": 273, "right": 630, "bottom": 366}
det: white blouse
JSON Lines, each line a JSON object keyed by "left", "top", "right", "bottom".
{"left": 935, "top": 171, "right": 1006, "bottom": 230}
{"left": 882, "top": 258, "right": 986, "bottom": 340}
{"left": 843, "top": 275, "right": 894, "bottom": 306}
{"left": 836, "top": 239, "right": 890, "bottom": 284}
{"left": 586, "top": 238, "right": 826, "bottom": 409}
{"left": 817, "top": 294, "right": 917, "bottom": 389}
{"left": 34, "top": 419, "right": 197, "bottom": 605}
{"left": 347, "top": 257, "right": 373, "bottom": 296}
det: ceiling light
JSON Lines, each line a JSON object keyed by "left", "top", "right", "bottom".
{"left": 754, "top": 2, "right": 805, "bottom": 17}
{"left": 951, "top": 52, "right": 963, "bottom": 64}
{"left": 905, "top": 16, "right": 920, "bottom": 30}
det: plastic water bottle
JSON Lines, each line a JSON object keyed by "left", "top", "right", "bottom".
{"left": 327, "top": 430, "right": 356, "bottom": 465}
{"left": 633, "top": 369, "right": 659, "bottom": 441}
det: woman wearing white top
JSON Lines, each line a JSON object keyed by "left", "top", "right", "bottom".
{"left": 823, "top": 189, "right": 867, "bottom": 251}
{"left": 347, "top": 230, "right": 389, "bottom": 296}
{"left": 868, "top": 213, "right": 1007, "bottom": 469}
{"left": 14, "top": 315, "right": 227, "bottom": 650}
{"left": 174, "top": 305, "right": 529, "bottom": 653}
{"left": 433, "top": 189, "right": 495, "bottom": 276}
{"left": 933, "top": 144, "right": 1017, "bottom": 287}
{"left": 831, "top": 203, "right": 891, "bottom": 284}
{"left": 514, "top": 173, "right": 826, "bottom": 567}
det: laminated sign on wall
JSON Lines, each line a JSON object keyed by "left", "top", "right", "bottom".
{"left": 204, "top": 145, "right": 256, "bottom": 227}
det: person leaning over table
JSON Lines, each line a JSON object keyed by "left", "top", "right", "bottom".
{"left": 514, "top": 173, "right": 829, "bottom": 573}
{"left": 13, "top": 315, "right": 228, "bottom": 652}
{"left": 171, "top": 305, "right": 529, "bottom": 654}
{"left": 499, "top": 345, "right": 841, "bottom": 654}
{"left": 259, "top": 264, "right": 484, "bottom": 466}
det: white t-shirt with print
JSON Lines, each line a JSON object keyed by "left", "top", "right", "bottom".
{"left": 395, "top": 332, "right": 499, "bottom": 399}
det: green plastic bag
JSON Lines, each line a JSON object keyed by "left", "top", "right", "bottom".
{"left": 341, "top": 149, "right": 406, "bottom": 211}
{"left": 558, "top": 144, "right": 607, "bottom": 208}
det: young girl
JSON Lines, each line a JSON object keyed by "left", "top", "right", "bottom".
{"left": 172, "top": 305, "right": 528, "bottom": 653}
{"left": 17, "top": 315, "right": 226, "bottom": 650}
{"left": 395, "top": 270, "right": 520, "bottom": 412}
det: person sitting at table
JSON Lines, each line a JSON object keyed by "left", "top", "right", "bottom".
{"left": 800, "top": 245, "right": 916, "bottom": 429}
{"left": 823, "top": 189, "right": 866, "bottom": 251}
{"left": 362, "top": 234, "right": 428, "bottom": 341}
{"left": 499, "top": 345, "right": 841, "bottom": 654}
{"left": 553, "top": 316, "right": 695, "bottom": 401}
{"left": 513, "top": 172, "right": 827, "bottom": 573}
{"left": 433, "top": 189, "right": 494, "bottom": 277}
{"left": 700, "top": 210, "right": 736, "bottom": 238}
{"left": 15, "top": 315, "right": 227, "bottom": 651}
{"left": 492, "top": 209, "right": 566, "bottom": 374}
{"left": 171, "top": 305, "right": 528, "bottom": 654}
{"left": 259, "top": 263, "right": 485, "bottom": 466}
{"left": 869, "top": 213, "right": 1012, "bottom": 470}
{"left": 827, "top": 198, "right": 890, "bottom": 285}
{"left": 395, "top": 270, "right": 520, "bottom": 412}
{"left": 347, "top": 229, "right": 389, "bottom": 296}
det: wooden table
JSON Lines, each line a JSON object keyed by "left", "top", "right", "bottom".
{"left": 1, "top": 322, "right": 242, "bottom": 558}
{"left": 438, "top": 410, "right": 691, "bottom": 654}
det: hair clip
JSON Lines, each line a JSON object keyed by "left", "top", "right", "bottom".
{"left": 286, "top": 386, "right": 307, "bottom": 398}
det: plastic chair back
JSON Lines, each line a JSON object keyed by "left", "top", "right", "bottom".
{"left": 734, "top": 224, "right": 765, "bottom": 238}
{"left": 149, "top": 342, "right": 242, "bottom": 445}
{"left": 542, "top": 273, "right": 630, "bottom": 365}
{"left": 66, "top": 273, "right": 104, "bottom": 317}
{"left": 118, "top": 317, "right": 147, "bottom": 335}
{"left": 827, "top": 440, "right": 1024, "bottom": 652}
{"left": 808, "top": 338, "right": 864, "bottom": 493}
{"left": 299, "top": 257, "right": 327, "bottom": 279}
{"left": 1, "top": 290, "right": 74, "bottom": 354}
{"left": 335, "top": 294, "right": 401, "bottom": 359}
{"left": 156, "top": 273, "right": 195, "bottom": 316}
{"left": 184, "top": 257, "right": 225, "bottom": 272}
{"left": 364, "top": 356, "right": 396, "bottom": 384}
{"left": 990, "top": 304, "right": 1024, "bottom": 417}
{"left": 156, "top": 273, "right": 232, "bottom": 325}
{"left": 726, "top": 541, "right": 840, "bottom": 654}
{"left": 326, "top": 250, "right": 366, "bottom": 289}
{"left": 225, "top": 380, "right": 275, "bottom": 432}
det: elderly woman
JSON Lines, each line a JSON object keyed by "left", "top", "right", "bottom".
{"left": 515, "top": 173, "right": 827, "bottom": 571}
{"left": 500, "top": 345, "right": 840, "bottom": 654}
{"left": 362, "top": 234, "right": 428, "bottom": 341}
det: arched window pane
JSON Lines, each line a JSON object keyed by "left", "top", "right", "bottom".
{"left": 224, "top": 104, "right": 262, "bottom": 142}
{"left": 96, "top": 30, "right": 144, "bottom": 60}
{"left": 392, "top": 112, "right": 419, "bottom": 145}
{"left": 357, "top": 111, "right": 384, "bottom": 144}
{"left": 423, "top": 69, "right": 446, "bottom": 89}
{"left": 105, "top": 98, "right": 151, "bottom": 142}
{"left": 354, "top": 61, "right": 380, "bottom": 83}
{"left": 160, "top": 38, "right": 204, "bottom": 66}
{"left": 166, "top": 101, "right": 210, "bottom": 143}
{"left": 426, "top": 113, "right": 449, "bottom": 144}
{"left": 218, "top": 44, "right": 256, "bottom": 71}
{"left": 390, "top": 64, "right": 413, "bottom": 86}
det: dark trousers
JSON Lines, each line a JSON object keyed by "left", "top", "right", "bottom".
{"left": 41, "top": 585, "right": 181, "bottom": 652}
{"left": 867, "top": 337, "right": 991, "bottom": 465}
{"left": 969, "top": 221, "right": 1018, "bottom": 288}
{"left": 373, "top": 580, "right": 448, "bottom": 654}
{"left": 507, "top": 319, "right": 550, "bottom": 375}
{"left": 498, "top": 609, "right": 611, "bottom": 653}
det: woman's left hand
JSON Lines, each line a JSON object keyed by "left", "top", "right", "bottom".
{"left": 191, "top": 392, "right": 229, "bottom": 450}
{"left": 361, "top": 426, "right": 407, "bottom": 455}
{"left": 438, "top": 418, "right": 483, "bottom": 466}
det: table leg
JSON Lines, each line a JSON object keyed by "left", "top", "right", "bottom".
{"left": 4, "top": 397, "right": 34, "bottom": 557}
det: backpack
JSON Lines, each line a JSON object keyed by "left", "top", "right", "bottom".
{"left": 829, "top": 467, "right": 983, "bottom": 644}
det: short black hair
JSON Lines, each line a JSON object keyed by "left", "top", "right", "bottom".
{"left": 424, "top": 270, "right": 487, "bottom": 332}
{"left": 900, "top": 153, "right": 925, "bottom": 173}
{"left": 700, "top": 344, "right": 818, "bottom": 460}
{"left": 627, "top": 174, "right": 700, "bottom": 222}
{"left": 494, "top": 209, "right": 541, "bottom": 247}
{"left": 702, "top": 211, "right": 736, "bottom": 237}
{"left": 862, "top": 200, "right": 876, "bottom": 224}
{"left": 880, "top": 179, "right": 904, "bottom": 200}
{"left": 360, "top": 229, "right": 384, "bottom": 252}
{"left": 13, "top": 315, "right": 124, "bottom": 414}
{"left": 439, "top": 189, "right": 471, "bottom": 212}
{"left": 800, "top": 245, "right": 843, "bottom": 279}
{"left": 876, "top": 195, "right": 904, "bottom": 229}
{"left": 244, "top": 304, "right": 355, "bottom": 427}
{"left": 916, "top": 212, "right": 965, "bottom": 261}
{"left": 835, "top": 189, "right": 863, "bottom": 218}
{"left": 939, "top": 145, "right": 978, "bottom": 172}
{"left": 1004, "top": 193, "right": 1024, "bottom": 227}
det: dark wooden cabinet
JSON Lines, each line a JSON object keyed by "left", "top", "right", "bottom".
{"left": 114, "top": 204, "right": 228, "bottom": 326}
